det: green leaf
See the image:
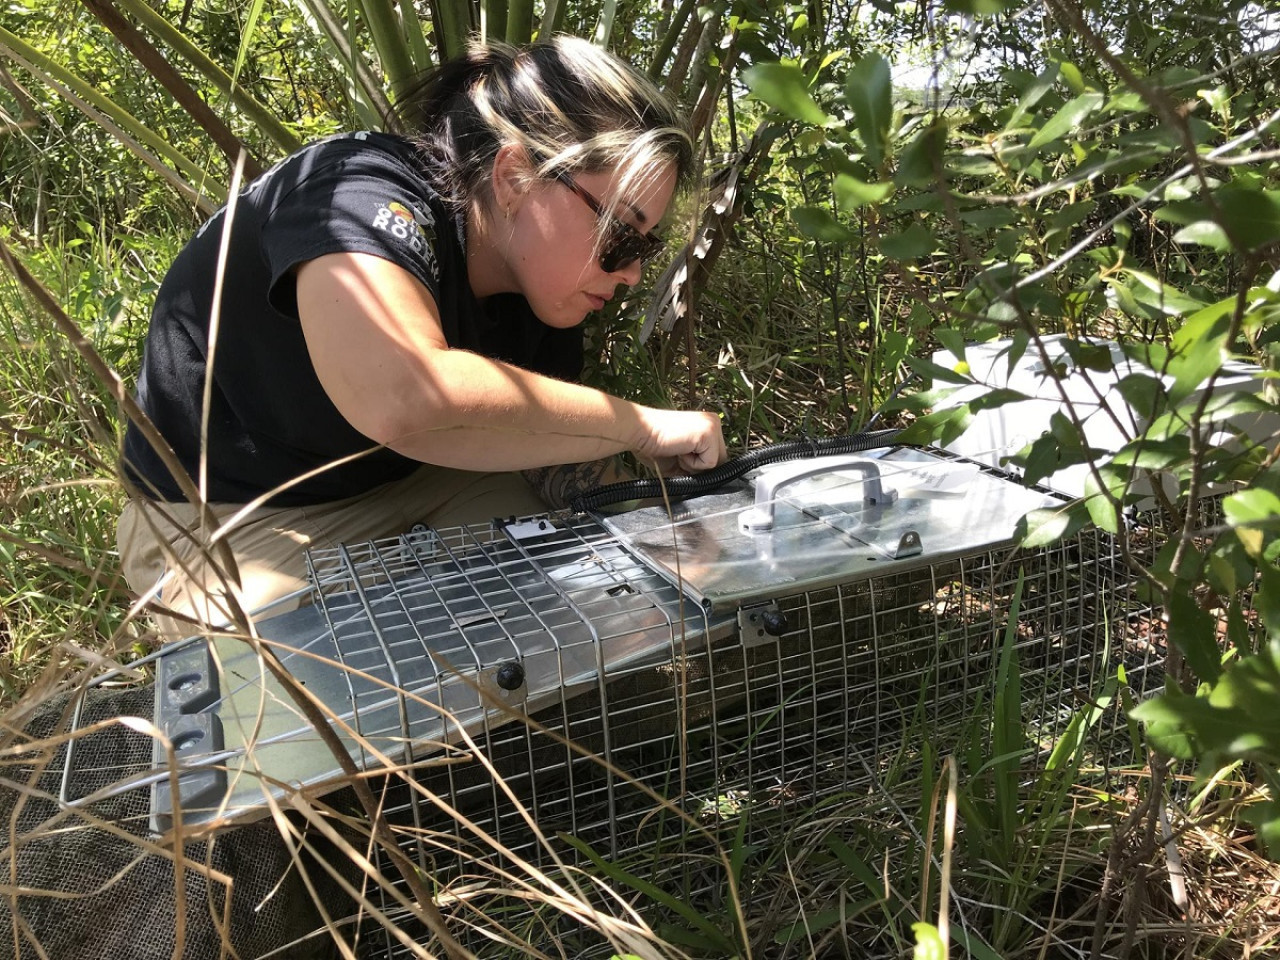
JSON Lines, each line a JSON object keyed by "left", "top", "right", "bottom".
{"left": 792, "top": 206, "right": 854, "bottom": 241}
{"left": 1110, "top": 435, "right": 1191, "bottom": 471}
{"left": 1059, "top": 61, "right": 1087, "bottom": 95}
{"left": 1134, "top": 644, "right": 1280, "bottom": 766}
{"left": 1253, "top": 563, "right": 1280, "bottom": 644}
{"left": 742, "top": 62, "right": 830, "bottom": 126}
{"left": 967, "top": 387, "right": 1030, "bottom": 412}
{"left": 1224, "top": 489, "right": 1280, "bottom": 545}
{"left": 1122, "top": 270, "right": 1208, "bottom": 316}
{"left": 895, "top": 120, "right": 947, "bottom": 187}
{"left": 1060, "top": 338, "right": 1115, "bottom": 373}
{"left": 1016, "top": 501, "right": 1090, "bottom": 548}
{"left": 1005, "top": 63, "right": 1060, "bottom": 131}
{"left": 844, "top": 53, "right": 893, "bottom": 168}
{"left": 1207, "top": 643, "right": 1280, "bottom": 755}
{"left": 1130, "top": 684, "right": 1216, "bottom": 760}
{"left": 1168, "top": 589, "right": 1224, "bottom": 684}
{"left": 904, "top": 354, "right": 974, "bottom": 386}
{"left": 1027, "top": 91, "right": 1104, "bottom": 151}
{"left": 879, "top": 223, "right": 936, "bottom": 260}
{"left": 896, "top": 405, "right": 974, "bottom": 447}
{"left": 1159, "top": 185, "right": 1280, "bottom": 253}
{"left": 1217, "top": 186, "right": 1280, "bottom": 252}
{"left": 933, "top": 327, "right": 968, "bottom": 363}
{"left": 1082, "top": 470, "right": 1121, "bottom": 534}
{"left": 1244, "top": 791, "right": 1280, "bottom": 857}
{"left": 1046, "top": 199, "right": 1097, "bottom": 231}
{"left": 957, "top": 206, "right": 1020, "bottom": 229}
{"left": 951, "top": 929, "right": 1005, "bottom": 960}
{"left": 1016, "top": 433, "right": 1064, "bottom": 486}
{"left": 1167, "top": 297, "right": 1232, "bottom": 403}
{"left": 1049, "top": 410, "right": 1088, "bottom": 452}
{"left": 1173, "top": 221, "right": 1231, "bottom": 250}
{"left": 826, "top": 835, "right": 889, "bottom": 892}
{"left": 1199, "top": 84, "right": 1231, "bottom": 119}
{"left": 912, "top": 922, "right": 946, "bottom": 960}
{"left": 774, "top": 906, "right": 851, "bottom": 944}
{"left": 1005, "top": 330, "right": 1031, "bottom": 377}
{"left": 834, "top": 174, "right": 895, "bottom": 211}
{"left": 231, "top": 0, "right": 267, "bottom": 90}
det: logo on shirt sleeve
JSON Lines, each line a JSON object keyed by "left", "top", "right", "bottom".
{"left": 372, "top": 199, "right": 438, "bottom": 280}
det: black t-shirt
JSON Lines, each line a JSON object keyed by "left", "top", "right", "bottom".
{"left": 122, "top": 132, "right": 583, "bottom": 506}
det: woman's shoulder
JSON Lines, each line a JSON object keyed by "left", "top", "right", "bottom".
{"left": 248, "top": 131, "right": 447, "bottom": 221}
{"left": 275, "top": 131, "right": 425, "bottom": 179}
{"left": 301, "top": 130, "right": 416, "bottom": 157}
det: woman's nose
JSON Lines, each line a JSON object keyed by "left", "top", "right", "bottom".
{"left": 611, "top": 258, "right": 645, "bottom": 287}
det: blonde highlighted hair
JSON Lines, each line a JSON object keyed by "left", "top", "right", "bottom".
{"left": 398, "top": 36, "right": 694, "bottom": 225}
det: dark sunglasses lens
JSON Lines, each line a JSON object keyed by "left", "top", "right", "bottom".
{"left": 600, "top": 229, "right": 662, "bottom": 273}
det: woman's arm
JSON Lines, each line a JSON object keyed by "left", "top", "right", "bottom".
{"left": 295, "top": 251, "right": 725, "bottom": 473}
{"left": 521, "top": 457, "right": 631, "bottom": 509}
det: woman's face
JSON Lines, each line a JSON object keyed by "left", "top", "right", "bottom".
{"left": 504, "top": 161, "right": 678, "bottom": 328}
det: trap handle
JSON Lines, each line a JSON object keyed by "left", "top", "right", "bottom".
{"left": 739, "top": 455, "right": 897, "bottom": 533}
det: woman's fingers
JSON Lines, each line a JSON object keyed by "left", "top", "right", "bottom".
{"left": 636, "top": 408, "right": 726, "bottom": 473}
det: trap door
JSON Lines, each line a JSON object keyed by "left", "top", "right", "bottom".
{"left": 601, "top": 448, "right": 1063, "bottom": 613}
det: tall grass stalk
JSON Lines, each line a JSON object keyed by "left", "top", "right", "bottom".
{"left": 0, "top": 226, "right": 164, "bottom": 694}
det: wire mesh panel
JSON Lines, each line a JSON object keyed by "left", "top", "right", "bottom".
{"left": 349, "top": 522, "right": 1163, "bottom": 958}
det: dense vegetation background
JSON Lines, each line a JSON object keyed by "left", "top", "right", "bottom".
{"left": 2, "top": 0, "right": 1279, "bottom": 956}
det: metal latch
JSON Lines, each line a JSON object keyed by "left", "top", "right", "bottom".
{"left": 502, "top": 516, "right": 558, "bottom": 540}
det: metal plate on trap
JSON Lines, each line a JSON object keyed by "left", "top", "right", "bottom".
{"left": 600, "top": 448, "right": 1063, "bottom": 612}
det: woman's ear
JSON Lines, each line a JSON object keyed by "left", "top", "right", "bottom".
{"left": 491, "top": 143, "right": 533, "bottom": 218}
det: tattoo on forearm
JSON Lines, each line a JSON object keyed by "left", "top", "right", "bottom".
{"left": 522, "top": 459, "right": 621, "bottom": 509}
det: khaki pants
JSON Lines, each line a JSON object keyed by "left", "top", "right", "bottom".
{"left": 117, "top": 465, "right": 546, "bottom": 641}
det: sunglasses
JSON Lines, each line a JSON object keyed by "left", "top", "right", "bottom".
{"left": 553, "top": 170, "right": 667, "bottom": 274}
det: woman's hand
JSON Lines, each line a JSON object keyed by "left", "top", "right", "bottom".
{"left": 633, "top": 408, "right": 727, "bottom": 476}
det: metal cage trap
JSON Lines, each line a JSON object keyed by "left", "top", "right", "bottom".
{"left": 140, "top": 446, "right": 1166, "bottom": 957}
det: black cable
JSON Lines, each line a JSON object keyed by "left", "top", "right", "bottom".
{"left": 569, "top": 428, "right": 903, "bottom": 513}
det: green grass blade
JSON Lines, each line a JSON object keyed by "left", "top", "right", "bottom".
{"left": 593, "top": 0, "right": 618, "bottom": 46}
{"left": 359, "top": 0, "right": 418, "bottom": 98}
{"left": 505, "top": 0, "right": 534, "bottom": 44}
{"left": 992, "top": 568, "right": 1026, "bottom": 857}
{"left": 395, "top": 0, "right": 432, "bottom": 75}
{"left": 293, "top": 0, "right": 394, "bottom": 128}
{"left": 559, "top": 833, "right": 738, "bottom": 954}
{"left": 432, "top": 0, "right": 471, "bottom": 62}
{"left": 230, "top": 0, "right": 266, "bottom": 92}
{"left": 112, "top": 0, "right": 302, "bottom": 153}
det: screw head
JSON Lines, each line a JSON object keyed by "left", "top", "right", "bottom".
{"left": 761, "top": 608, "right": 789, "bottom": 636}
{"left": 495, "top": 661, "right": 525, "bottom": 691}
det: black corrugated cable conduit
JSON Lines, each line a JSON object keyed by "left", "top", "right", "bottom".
{"left": 570, "top": 428, "right": 903, "bottom": 513}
